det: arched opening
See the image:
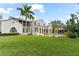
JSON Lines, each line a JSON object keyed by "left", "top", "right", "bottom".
{"left": 10, "top": 27, "right": 17, "bottom": 33}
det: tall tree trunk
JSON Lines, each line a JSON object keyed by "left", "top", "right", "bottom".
{"left": 25, "top": 17, "right": 27, "bottom": 33}
{"left": 32, "top": 20, "right": 35, "bottom": 35}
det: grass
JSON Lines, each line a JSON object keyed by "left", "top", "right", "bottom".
{"left": 0, "top": 35, "right": 79, "bottom": 56}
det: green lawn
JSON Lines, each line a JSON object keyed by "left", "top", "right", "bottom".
{"left": 0, "top": 35, "right": 79, "bottom": 56}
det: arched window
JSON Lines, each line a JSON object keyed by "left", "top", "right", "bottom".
{"left": 10, "top": 27, "right": 17, "bottom": 33}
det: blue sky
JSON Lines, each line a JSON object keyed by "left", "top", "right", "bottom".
{"left": 0, "top": 3, "right": 79, "bottom": 24}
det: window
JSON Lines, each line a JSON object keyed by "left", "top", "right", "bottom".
{"left": 40, "top": 28, "right": 41, "bottom": 33}
{"left": 26, "top": 28, "right": 28, "bottom": 33}
{"left": 35, "top": 22, "right": 36, "bottom": 26}
{"left": 42, "top": 28, "right": 43, "bottom": 33}
{"left": 50, "top": 29, "right": 51, "bottom": 33}
{"left": 10, "top": 27, "right": 17, "bottom": 33}
{"left": 38, "top": 22, "right": 40, "bottom": 26}
{"left": 46, "top": 29, "right": 48, "bottom": 33}
{"left": 23, "top": 28, "right": 25, "bottom": 33}
{"left": 35, "top": 27, "right": 38, "bottom": 32}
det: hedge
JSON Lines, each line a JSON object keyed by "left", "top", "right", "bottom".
{"left": 0, "top": 33, "right": 19, "bottom": 36}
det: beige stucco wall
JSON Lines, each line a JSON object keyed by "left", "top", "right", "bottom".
{"left": 1, "top": 20, "right": 23, "bottom": 33}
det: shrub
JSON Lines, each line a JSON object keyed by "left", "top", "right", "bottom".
{"left": 0, "top": 33, "right": 19, "bottom": 36}
{"left": 76, "top": 30, "right": 79, "bottom": 37}
{"left": 52, "top": 34, "right": 55, "bottom": 37}
{"left": 68, "top": 32, "right": 77, "bottom": 38}
{"left": 77, "top": 32, "right": 79, "bottom": 37}
{"left": 64, "top": 32, "right": 68, "bottom": 35}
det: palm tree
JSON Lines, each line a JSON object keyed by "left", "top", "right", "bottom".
{"left": 17, "top": 4, "right": 35, "bottom": 34}
{"left": 17, "top": 7, "right": 25, "bottom": 26}
{"left": 29, "top": 15, "right": 35, "bottom": 34}
{"left": 23, "top": 5, "right": 35, "bottom": 27}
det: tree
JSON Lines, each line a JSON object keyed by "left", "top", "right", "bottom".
{"left": 29, "top": 15, "right": 35, "bottom": 35}
{"left": 17, "top": 4, "right": 35, "bottom": 34}
{"left": 76, "top": 20, "right": 79, "bottom": 36}
{"left": 66, "top": 14, "right": 78, "bottom": 38}
{"left": 17, "top": 7, "right": 25, "bottom": 26}
{"left": 51, "top": 20, "right": 64, "bottom": 34}
{"left": 23, "top": 5, "right": 35, "bottom": 27}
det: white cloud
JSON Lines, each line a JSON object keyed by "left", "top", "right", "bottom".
{"left": 14, "top": 16, "right": 25, "bottom": 20}
{"left": 40, "top": 10, "right": 45, "bottom": 13}
{"left": 31, "top": 4, "right": 45, "bottom": 13}
{"left": 0, "top": 8, "right": 13, "bottom": 13}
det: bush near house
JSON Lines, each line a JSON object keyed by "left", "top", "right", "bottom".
{"left": 0, "top": 33, "right": 19, "bottom": 36}
{"left": 68, "top": 32, "right": 77, "bottom": 38}
{"left": 77, "top": 31, "right": 79, "bottom": 37}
